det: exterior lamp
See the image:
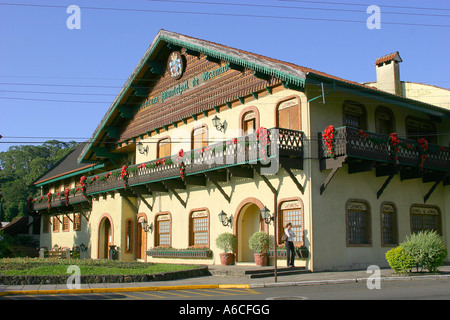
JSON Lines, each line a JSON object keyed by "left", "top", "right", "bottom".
{"left": 140, "top": 220, "right": 153, "bottom": 233}
{"left": 79, "top": 243, "right": 87, "bottom": 252}
{"left": 260, "top": 206, "right": 273, "bottom": 225}
{"left": 218, "top": 210, "right": 232, "bottom": 227}
{"left": 137, "top": 141, "right": 148, "bottom": 155}
{"left": 212, "top": 115, "right": 225, "bottom": 132}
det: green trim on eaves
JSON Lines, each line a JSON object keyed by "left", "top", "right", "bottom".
{"left": 35, "top": 163, "right": 105, "bottom": 187}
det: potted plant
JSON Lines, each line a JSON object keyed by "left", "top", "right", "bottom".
{"left": 249, "top": 231, "right": 270, "bottom": 266}
{"left": 215, "top": 233, "right": 237, "bottom": 265}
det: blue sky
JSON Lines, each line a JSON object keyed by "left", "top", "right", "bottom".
{"left": 1, "top": 0, "right": 449, "bottom": 153}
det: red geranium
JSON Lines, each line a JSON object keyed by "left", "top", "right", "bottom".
{"left": 323, "top": 125, "right": 335, "bottom": 156}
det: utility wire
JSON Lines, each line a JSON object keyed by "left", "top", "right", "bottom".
{"left": 0, "top": 3, "right": 448, "bottom": 28}
{"left": 148, "top": 0, "right": 450, "bottom": 18}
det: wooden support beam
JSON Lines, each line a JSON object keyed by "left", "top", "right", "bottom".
{"left": 130, "top": 185, "right": 151, "bottom": 196}
{"left": 165, "top": 185, "right": 187, "bottom": 208}
{"left": 320, "top": 166, "right": 340, "bottom": 195}
{"left": 184, "top": 175, "right": 207, "bottom": 186}
{"left": 424, "top": 174, "right": 447, "bottom": 203}
{"left": 227, "top": 166, "right": 254, "bottom": 179}
{"left": 204, "top": 171, "right": 228, "bottom": 182}
{"left": 283, "top": 166, "right": 304, "bottom": 194}
{"left": 145, "top": 182, "right": 168, "bottom": 193}
{"left": 209, "top": 179, "right": 230, "bottom": 203}
{"left": 162, "top": 180, "right": 186, "bottom": 190}
{"left": 377, "top": 172, "right": 397, "bottom": 199}
{"left": 347, "top": 159, "right": 375, "bottom": 174}
{"left": 138, "top": 195, "right": 153, "bottom": 211}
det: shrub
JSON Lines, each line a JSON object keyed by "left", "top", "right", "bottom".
{"left": 248, "top": 231, "right": 269, "bottom": 253}
{"left": 385, "top": 246, "right": 415, "bottom": 274}
{"left": 215, "top": 233, "right": 237, "bottom": 253}
{"left": 401, "top": 230, "right": 448, "bottom": 273}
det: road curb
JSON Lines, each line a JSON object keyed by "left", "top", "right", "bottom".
{"left": 1, "top": 275, "right": 449, "bottom": 296}
{"left": 250, "top": 274, "right": 450, "bottom": 289}
{"left": 0, "top": 283, "right": 251, "bottom": 296}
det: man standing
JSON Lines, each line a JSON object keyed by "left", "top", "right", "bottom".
{"left": 284, "top": 223, "right": 296, "bottom": 268}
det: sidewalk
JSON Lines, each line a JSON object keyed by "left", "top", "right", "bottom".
{"left": 1, "top": 265, "right": 450, "bottom": 296}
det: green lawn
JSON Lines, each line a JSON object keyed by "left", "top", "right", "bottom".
{"left": 0, "top": 257, "right": 197, "bottom": 276}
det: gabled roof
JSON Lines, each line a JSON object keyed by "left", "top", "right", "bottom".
{"left": 375, "top": 51, "right": 402, "bottom": 65}
{"left": 78, "top": 30, "right": 450, "bottom": 164}
{"left": 33, "top": 143, "right": 103, "bottom": 186}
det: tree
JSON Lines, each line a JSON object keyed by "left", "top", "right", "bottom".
{"left": 0, "top": 140, "right": 77, "bottom": 221}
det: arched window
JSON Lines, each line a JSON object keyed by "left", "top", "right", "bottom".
{"left": 189, "top": 209, "right": 209, "bottom": 247}
{"left": 405, "top": 116, "right": 437, "bottom": 144}
{"left": 191, "top": 125, "right": 208, "bottom": 150}
{"left": 278, "top": 200, "right": 303, "bottom": 245}
{"left": 381, "top": 203, "right": 397, "bottom": 246}
{"left": 242, "top": 111, "right": 256, "bottom": 134}
{"left": 157, "top": 137, "right": 171, "bottom": 158}
{"left": 125, "top": 219, "right": 133, "bottom": 253}
{"left": 343, "top": 101, "right": 367, "bottom": 130}
{"left": 346, "top": 200, "right": 371, "bottom": 246}
{"left": 375, "top": 106, "right": 395, "bottom": 135}
{"left": 276, "top": 97, "right": 301, "bottom": 131}
{"left": 410, "top": 205, "right": 442, "bottom": 235}
{"left": 155, "top": 213, "right": 171, "bottom": 247}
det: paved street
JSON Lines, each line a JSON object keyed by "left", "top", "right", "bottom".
{"left": 2, "top": 278, "right": 449, "bottom": 300}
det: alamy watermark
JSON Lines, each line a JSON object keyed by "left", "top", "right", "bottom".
{"left": 66, "top": 265, "right": 81, "bottom": 289}
{"left": 367, "top": 5, "right": 381, "bottom": 30}
{"left": 366, "top": 265, "right": 381, "bottom": 290}
{"left": 66, "top": 5, "right": 81, "bottom": 30}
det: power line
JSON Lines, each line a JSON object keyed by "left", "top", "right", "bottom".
{"left": 0, "top": 90, "right": 117, "bottom": 97}
{"left": 0, "top": 96, "right": 111, "bottom": 104}
{"left": 0, "top": 2, "right": 448, "bottom": 28}
{"left": 148, "top": 0, "right": 450, "bottom": 18}
{"left": 279, "top": 0, "right": 450, "bottom": 12}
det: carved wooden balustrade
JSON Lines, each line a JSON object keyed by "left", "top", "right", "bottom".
{"left": 85, "top": 128, "right": 304, "bottom": 195}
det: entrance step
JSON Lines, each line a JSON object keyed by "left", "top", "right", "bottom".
{"left": 208, "top": 265, "right": 310, "bottom": 278}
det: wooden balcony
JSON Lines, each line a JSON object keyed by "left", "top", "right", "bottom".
{"left": 85, "top": 128, "right": 304, "bottom": 197}
{"left": 30, "top": 190, "right": 89, "bottom": 212}
{"left": 318, "top": 126, "right": 450, "bottom": 200}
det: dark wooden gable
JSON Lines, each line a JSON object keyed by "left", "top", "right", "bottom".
{"left": 116, "top": 48, "right": 280, "bottom": 143}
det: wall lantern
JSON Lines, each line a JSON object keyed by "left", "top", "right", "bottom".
{"left": 137, "top": 141, "right": 148, "bottom": 155}
{"left": 218, "top": 210, "right": 232, "bottom": 227}
{"left": 212, "top": 115, "right": 225, "bottom": 132}
{"left": 79, "top": 243, "right": 88, "bottom": 252}
{"left": 260, "top": 206, "right": 273, "bottom": 225}
{"left": 140, "top": 220, "right": 153, "bottom": 233}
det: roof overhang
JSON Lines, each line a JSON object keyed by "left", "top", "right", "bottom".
{"left": 306, "top": 73, "right": 450, "bottom": 120}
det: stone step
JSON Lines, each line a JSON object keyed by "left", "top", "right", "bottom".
{"left": 208, "top": 266, "right": 310, "bottom": 278}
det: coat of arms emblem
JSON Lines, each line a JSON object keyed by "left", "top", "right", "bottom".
{"left": 168, "top": 51, "right": 183, "bottom": 79}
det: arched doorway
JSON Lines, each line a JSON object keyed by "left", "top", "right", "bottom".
{"left": 98, "top": 215, "right": 113, "bottom": 259}
{"left": 235, "top": 200, "right": 264, "bottom": 263}
{"left": 136, "top": 213, "right": 148, "bottom": 262}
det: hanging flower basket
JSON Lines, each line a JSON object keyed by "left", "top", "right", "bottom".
{"left": 323, "top": 125, "right": 335, "bottom": 157}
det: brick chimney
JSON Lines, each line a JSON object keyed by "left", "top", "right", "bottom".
{"left": 375, "top": 52, "right": 402, "bottom": 96}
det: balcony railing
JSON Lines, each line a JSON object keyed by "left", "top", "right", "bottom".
{"left": 319, "top": 126, "right": 450, "bottom": 172}
{"left": 30, "top": 188, "right": 89, "bottom": 212}
{"left": 85, "top": 128, "right": 304, "bottom": 195}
